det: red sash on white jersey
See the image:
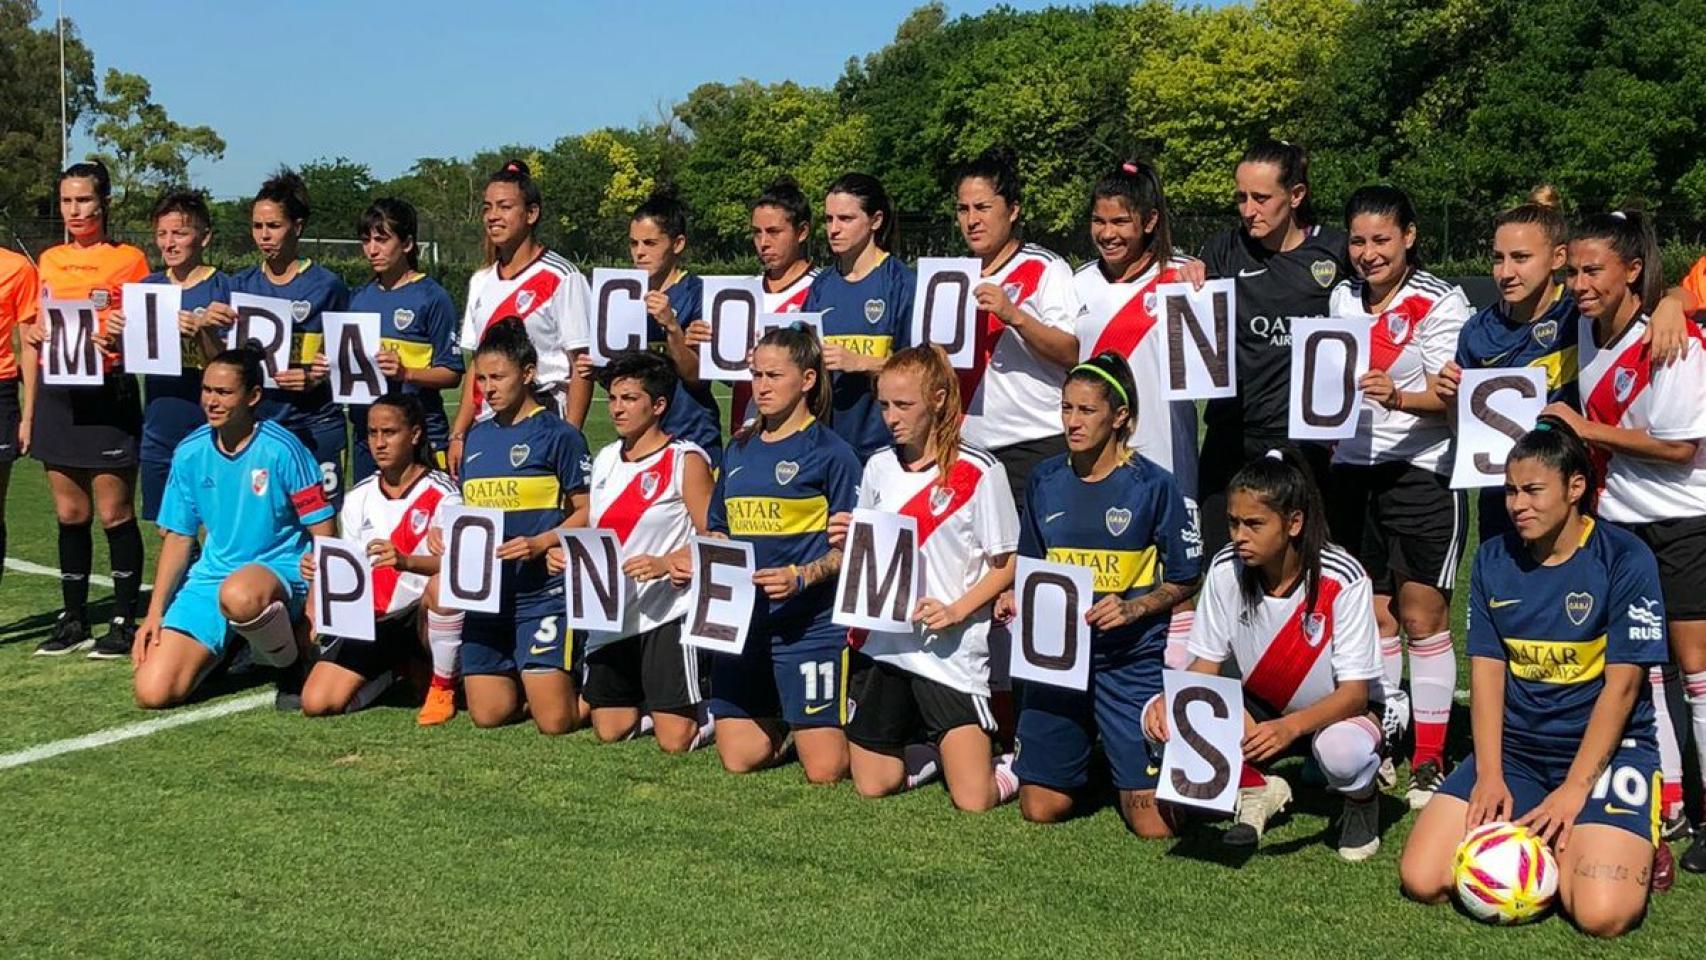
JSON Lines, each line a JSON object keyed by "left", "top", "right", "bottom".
{"left": 1365, "top": 294, "right": 1432, "bottom": 371}
{"left": 594, "top": 447, "right": 679, "bottom": 544}
{"left": 1583, "top": 337, "right": 1653, "bottom": 482}
{"left": 372, "top": 484, "right": 447, "bottom": 612}
{"left": 848, "top": 456, "right": 986, "bottom": 649}
{"left": 1087, "top": 266, "right": 1180, "bottom": 359}
{"left": 1243, "top": 577, "right": 1344, "bottom": 712}
{"left": 957, "top": 257, "right": 1047, "bottom": 410}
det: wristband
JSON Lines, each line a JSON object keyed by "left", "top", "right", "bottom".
{"left": 790, "top": 564, "right": 805, "bottom": 594}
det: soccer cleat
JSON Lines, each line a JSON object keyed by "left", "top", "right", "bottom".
{"left": 1376, "top": 757, "right": 1399, "bottom": 791}
{"left": 86, "top": 620, "right": 135, "bottom": 660}
{"left": 273, "top": 661, "right": 308, "bottom": 712}
{"left": 1406, "top": 759, "right": 1446, "bottom": 810}
{"left": 1380, "top": 689, "right": 1411, "bottom": 745}
{"left": 33, "top": 616, "right": 92, "bottom": 656}
{"left": 1335, "top": 793, "right": 1381, "bottom": 861}
{"left": 1661, "top": 812, "right": 1692, "bottom": 843}
{"left": 1225, "top": 775, "right": 1292, "bottom": 847}
{"left": 416, "top": 684, "right": 457, "bottom": 726}
{"left": 1681, "top": 834, "right": 1706, "bottom": 875}
{"left": 1654, "top": 841, "right": 1677, "bottom": 892}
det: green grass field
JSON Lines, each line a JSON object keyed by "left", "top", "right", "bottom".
{"left": 1, "top": 398, "right": 1704, "bottom": 959}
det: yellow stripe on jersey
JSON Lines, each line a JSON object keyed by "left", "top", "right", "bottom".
{"left": 1045, "top": 546, "right": 1159, "bottom": 594}
{"left": 461, "top": 476, "right": 562, "bottom": 511}
{"left": 380, "top": 337, "right": 435, "bottom": 369}
{"left": 1529, "top": 345, "right": 1579, "bottom": 392}
{"left": 824, "top": 334, "right": 894, "bottom": 358}
{"left": 724, "top": 496, "right": 828, "bottom": 537}
{"left": 1502, "top": 635, "right": 1606, "bottom": 684}
{"left": 294, "top": 331, "right": 324, "bottom": 365}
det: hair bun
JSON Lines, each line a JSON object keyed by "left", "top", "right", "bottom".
{"left": 1528, "top": 183, "right": 1561, "bottom": 210}
{"left": 502, "top": 159, "right": 531, "bottom": 178}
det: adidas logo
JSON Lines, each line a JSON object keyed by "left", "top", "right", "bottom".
{"left": 201, "top": 477, "right": 216, "bottom": 488}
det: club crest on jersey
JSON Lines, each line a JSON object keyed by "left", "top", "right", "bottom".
{"left": 250, "top": 468, "right": 269, "bottom": 496}
{"left": 863, "top": 299, "right": 884, "bottom": 325}
{"left": 1311, "top": 260, "right": 1337, "bottom": 288}
{"left": 91, "top": 289, "right": 110, "bottom": 309}
{"left": 1532, "top": 319, "right": 1558, "bottom": 347}
{"left": 192, "top": 306, "right": 207, "bottom": 319}
{"left": 1383, "top": 312, "right": 1409, "bottom": 342}
{"left": 1105, "top": 506, "right": 1132, "bottom": 537}
{"left": 1613, "top": 367, "right": 1636, "bottom": 403}
{"left": 930, "top": 486, "right": 954, "bottom": 516}
{"left": 640, "top": 470, "right": 661, "bottom": 500}
{"left": 1143, "top": 291, "right": 1158, "bottom": 316}
{"left": 1002, "top": 282, "right": 1022, "bottom": 302}
{"left": 1303, "top": 612, "right": 1327, "bottom": 648}
{"left": 291, "top": 300, "right": 311, "bottom": 323}
{"left": 509, "top": 443, "right": 530, "bottom": 468}
{"left": 409, "top": 508, "right": 429, "bottom": 535}
{"left": 1565, "top": 591, "right": 1594, "bottom": 626}
{"left": 774, "top": 460, "right": 800, "bottom": 486}
{"left": 393, "top": 308, "right": 414, "bottom": 331}
{"left": 515, "top": 290, "right": 536, "bottom": 314}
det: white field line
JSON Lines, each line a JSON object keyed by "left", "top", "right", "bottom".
{"left": 6, "top": 557, "right": 114, "bottom": 588}
{"left": 0, "top": 691, "right": 272, "bottom": 772}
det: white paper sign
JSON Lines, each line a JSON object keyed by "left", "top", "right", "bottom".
{"left": 832, "top": 508, "right": 921, "bottom": 634}
{"left": 912, "top": 257, "right": 980, "bottom": 369}
{"left": 758, "top": 310, "right": 824, "bottom": 343}
{"left": 1008, "top": 557, "right": 1093, "bottom": 691}
{"left": 1451, "top": 367, "right": 1547, "bottom": 489}
{"left": 557, "top": 528, "right": 625, "bottom": 633}
{"left": 312, "top": 536, "right": 375, "bottom": 642}
{"left": 324, "top": 311, "right": 384, "bottom": 406}
{"left": 38, "top": 298, "right": 104, "bottom": 386}
{"left": 590, "top": 267, "right": 649, "bottom": 366}
{"left": 225, "top": 292, "right": 296, "bottom": 387}
{"left": 1289, "top": 316, "right": 1370, "bottom": 441}
{"left": 1155, "top": 669, "right": 1246, "bottom": 814}
{"left": 697, "top": 276, "right": 765, "bottom": 382}
{"left": 438, "top": 505, "right": 504, "bottom": 613}
{"left": 120, "top": 283, "right": 183, "bottom": 376}
{"left": 1156, "top": 278, "right": 1237, "bottom": 400}
{"left": 681, "top": 537, "right": 757, "bottom": 655}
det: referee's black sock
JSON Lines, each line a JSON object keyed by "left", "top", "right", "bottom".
{"left": 106, "top": 519, "right": 144, "bottom": 626}
{"left": 0, "top": 520, "right": 7, "bottom": 587}
{"left": 58, "top": 520, "right": 93, "bottom": 624}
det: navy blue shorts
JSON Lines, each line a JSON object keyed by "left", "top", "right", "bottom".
{"left": 139, "top": 457, "right": 172, "bottom": 522}
{"left": 709, "top": 617, "right": 848, "bottom": 728}
{"left": 460, "top": 608, "right": 575, "bottom": 677}
{"left": 1014, "top": 647, "right": 1163, "bottom": 793}
{"left": 1438, "top": 736, "right": 1660, "bottom": 844}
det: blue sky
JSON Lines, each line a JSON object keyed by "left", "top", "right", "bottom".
{"left": 43, "top": 0, "right": 1075, "bottom": 198}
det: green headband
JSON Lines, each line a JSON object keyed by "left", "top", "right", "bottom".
{"left": 1070, "top": 362, "right": 1130, "bottom": 409}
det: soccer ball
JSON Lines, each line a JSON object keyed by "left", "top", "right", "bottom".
{"left": 1452, "top": 821, "right": 1559, "bottom": 924}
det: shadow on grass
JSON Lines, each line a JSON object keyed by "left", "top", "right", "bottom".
{"left": 0, "top": 596, "right": 120, "bottom": 648}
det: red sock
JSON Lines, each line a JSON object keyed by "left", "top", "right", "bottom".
{"left": 1663, "top": 778, "right": 1685, "bottom": 819}
{"left": 1412, "top": 722, "right": 1447, "bottom": 769}
{"left": 429, "top": 673, "right": 456, "bottom": 691}
{"left": 1239, "top": 765, "right": 1268, "bottom": 789}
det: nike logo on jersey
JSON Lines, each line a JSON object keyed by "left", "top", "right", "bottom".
{"left": 726, "top": 466, "right": 745, "bottom": 479}
{"left": 1489, "top": 598, "right": 1522, "bottom": 609}
{"left": 1238, "top": 267, "right": 1268, "bottom": 278}
{"left": 803, "top": 702, "right": 834, "bottom": 715}
{"left": 1044, "top": 511, "right": 1065, "bottom": 523}
{"left": 465, "top": 451, "right": 483, "bottom": 464}
{"left": 529, "top": 643, "right": 558, "bottom": 656}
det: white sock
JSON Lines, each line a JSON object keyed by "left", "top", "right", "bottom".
{"left": 624, "top": 714, "right": 656, "bottom": 741}
{"left": 1408, "top": 631, "right": 1455, "bottom": 766}
{"left": 1379, "top": 635, "right": 1403, "bottom": 690}
{"left": 233, "top": 601, "right": 297, "bottom": 668}
{"left": 689, "top": 711, "right": 715, "bottom": 751}
{"left": 993, "top": 752, "right": 1019, "bottom": 804}
{"left": 426, "top": 611, "right": 463, "bottom": 681}
{"left": 1686, "top": 671, "right": 1706, "bottom": 799}
{"left": 1165, "top": 609, "right": 1195, "bottom": 670}
{"left": 1653, "top": 666, "right": 1685, "bottom": 818}
{"left": 904, "top": 743, "right": 941, "bottom": 791}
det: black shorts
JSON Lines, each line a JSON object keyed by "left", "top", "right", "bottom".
{"left": 1198, "top": 430, "right": 1333, "bottom": 557}
{"left": 1623, "top": 515, "right": 1706, "bottom": 620}
{"left": 316, "top": 615, "right": 418, "bottom": 681}
{"left": 845, "top": 653, "right": 997, "bottom": 750}
{"left": 992, "top": 435, "right": 1067, "bottom": 518}
{"left": 0, "top": 379, "right": 19, "bottom": 464}
{"left": 30, "top": 374, "right": 142, "bottom": 470}
{"left": 581, "top": 620, "right": 708, "bottom": 713}
{"left": 1327, "top": 461, "right": 1467, "bottom": 593}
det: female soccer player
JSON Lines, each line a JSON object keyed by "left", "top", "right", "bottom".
{"left": 1399, "top": 421, "right": 1665, "bottom": 939}
{"left": 1325, "top": 186, "right": 1472, "bottom": 808}
{"left": 450, "top": 160, "right": 592, "bottom": 471}
{"left": 131, "top": 345, "right": 336, "bottom": 709}
{"left": 205, "top": 170, "right": 351, "bottom": 509}
{"left": 583, "top": 351, "right": 714, "bottom": 752}
{"left": 299, "top": 394, "right": 460, "bottom": 722}
{"left": 952, "top": 146, "right": 1079, "bottom": 510}
{"left": 344, "top": 199, "right": 462, "bottom": 481}
{"left": 1540, "top": 211, "right": 1706, "bottom": 874}
{"left": 830, "top": 345, "right": 1021, "bottom": 811}
{"left": 0, "top": 241, "right": 39, "bottom": 596}
{"left": 801, "top": 173, "right": 915, "bottom": 460}
{"left": 696, "top": 326, "right": 862, "bottom": 782}
{"left": 443, "top": 318, "right": 591, "bottom": 734}
{"left": 1144, "top": 450, "right": 1387, "bottom": 860}
{"left": 999, "top": 351, "right": 1201, "bottom": 834}
{"left": 22, "top": 160, "right": 150, "bottom": 658}
{"left": 1185, "top": 140, "right": 1350, "bottom": 558}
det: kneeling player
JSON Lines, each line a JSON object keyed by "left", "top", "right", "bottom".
{"left": 299, "top": 394, "right": 461, "bottom": 722}
{"left": 132, "top": 346, "right": 336, "bottom": 709}
{"left": 1399, "top": 421, "right": 1665, "bottom": 938}
{"left": 1144, "top": 450, "right": 1391, "bottom": 860}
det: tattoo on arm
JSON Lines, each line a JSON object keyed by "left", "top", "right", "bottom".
{"left": 1124, "top": 582, "right": 1192, "bottom": 621}
{"left": 800, "top": 551, "right": 842, "bottom": 587}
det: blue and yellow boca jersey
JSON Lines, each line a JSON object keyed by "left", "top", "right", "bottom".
{"left": 460, "top": 407, "right": 590, "bottom": 608}
{"left": 347, "top": 274, "right": 463, "bottom": 449}
{"left": 708, "top": 419, "right": 861, "bottom": 627}
{"left": 157, "top": 421, "right": 334, "bottom": 582}
{"left": 1454, "top": 288, "right": 1581, "bottom": 407}
{"left": 139, "top": 268, "right": 230, "bottom": 462}
{"left": 1468, "top": 518, "right": 1666, "bottom": 757}
{"left": 1020, "top": 454, "right": 1203, "bottom": 659}
{"left": 802, "top": 254, "right": 915, "bottom": 459}
{"left": 648, "top": 274, "right": 723, "bottom": 469}
{"left": 229, "top": 262, "right": 350, "bottom": 434}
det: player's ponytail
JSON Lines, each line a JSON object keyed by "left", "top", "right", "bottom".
{"left": 1088, "top": 158, "right": 1172, "bottom": 273}
{"left": 1508, "top": 415, "right": 1598, "bottom": 517}
{"left": 1573, "top": 209, "right": 1663, "bottom": 309}
{"left": 371, "top": 392, "right": 437, "bottom": 470}
{"left": 826, "top": 172, "right": 898, "bottom": 253}
{"left": 881, "top": 345, "right": 963, "bottom": 486}
{"left": 1064, "top": 351, "right": 1139, "bottom": 462}
{"left": 357, "top": 198, "right": 421, "bottom": 270}
{"left": 255, "top": 167, "right": 311, "bottom": 225}
{"left": 474, "top": 316, "right": 539, "bottom": 375}
{"left": 1227, "top": 448, "right": 1329, "bottom": 617}
{"left": 1240, "top": 139, "right": 1315, "bottom": 227}
{"left": 633, "top": 182, "right": 690, "bottom": 240}
{"left": 740, "top": 325, "right": 830, "bottom": 443}
{"left": 60, "top": 158, "right": 113, "bottom": 221}
{"left": 1494, "top": 184, "right": 1567, "bottom": 249}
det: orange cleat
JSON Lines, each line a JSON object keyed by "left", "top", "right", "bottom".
{"left": 417, "top": 683, "right": 457, "bottom": 727}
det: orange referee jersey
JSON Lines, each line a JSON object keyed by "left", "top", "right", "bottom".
{"left": 1683, "top": 254, "right": 1706, "bottom": 317}
{"left": 0, "top": 247, "right": 41, "bottom": 382}
{"left": 37, "top": 241, "right": 150, "bottom": 368}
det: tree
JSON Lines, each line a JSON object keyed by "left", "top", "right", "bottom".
{"left": 88, "top": 68, "right": 223, "bottom": 226}
{"left": 297, "top": 156, "right": 375, "bottom": 239}
{"left": 0, "top": 0, "right": 96, "bottom": 224}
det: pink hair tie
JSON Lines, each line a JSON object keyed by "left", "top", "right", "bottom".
{"left": 1121, "top": 161, "right": 1139, "bottom": 174}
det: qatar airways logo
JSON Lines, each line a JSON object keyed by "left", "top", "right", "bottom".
{"left": 1248, "top": 315, "right": 1291, "bottom": 347}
